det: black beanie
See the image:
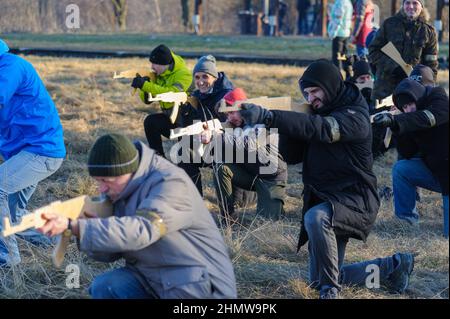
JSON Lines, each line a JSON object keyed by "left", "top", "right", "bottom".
{"left": 149, "top": 44, "right": 174, "bottom": 65}
{"left": 299, "top": 59, "right": 344, "bottom": 104}
{"left": 353, "top": 60, "right": 371, "bottom": 79}
{"left": 88, "top": 134, "right": 140, "bottom": 177}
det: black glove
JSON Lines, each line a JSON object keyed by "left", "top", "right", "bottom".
{"left": 143, "top": 92, "right": 151, "bottom": 105}
{"left": 240, "top": 103, "right": 273, "bottom": 126}
{"left": 131, "top": 75, "right": 150, "bottom": 89}
{"left": 372, "top": 112, "right": 396, "bottom": 129}
{"left": 392, "top": 66, "right": 407, "bottom": 81}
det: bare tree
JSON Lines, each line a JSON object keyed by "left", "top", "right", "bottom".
{"left": 153, "top": 0, "right": 162, "bottom": 25}
{"left": 38, "top": 0, "right": 57, "bottom": 32}
{"left": 111, "top": 0, "right": 128, "bottom": 31}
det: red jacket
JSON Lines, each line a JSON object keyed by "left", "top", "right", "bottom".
{"left": 352, "top": 0, "right": 374, "bottom": 46}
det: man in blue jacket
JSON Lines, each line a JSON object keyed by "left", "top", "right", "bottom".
{"left": 0, "top": 39, "right": 66, "bottom": 267}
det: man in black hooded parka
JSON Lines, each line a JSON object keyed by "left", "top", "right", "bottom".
{"left": 239, "top": 60, "right": 414, "bottom": 299}
{"left": 373, "top": 78, "right": 449, "bottom": 239}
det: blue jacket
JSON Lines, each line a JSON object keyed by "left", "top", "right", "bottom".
{"left": 327, "top": 0, "right": 353, "bottom": 38}
{"left": 0, "top": 40, "right": 66, "bottom": 160}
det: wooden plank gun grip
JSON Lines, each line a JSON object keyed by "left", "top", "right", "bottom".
{"left": 50, "top": 196, "right": 113, "bottom": 267}
{"left": 53, "top": 233, "right": 71, "bottom": 268}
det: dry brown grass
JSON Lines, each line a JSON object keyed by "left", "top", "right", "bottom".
{"left": 0, "top": 56, "right": 448, "bottom": 299}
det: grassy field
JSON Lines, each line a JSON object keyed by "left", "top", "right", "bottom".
{"left": 2, "top": 33, "right": 449, "bottom": 59}
{"left": 0, "top": 56, "right": 448, "bottom": 299}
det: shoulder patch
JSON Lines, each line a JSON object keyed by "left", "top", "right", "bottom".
{"left": 324, "top": 116, "right": 341, "bottom": 143}
{"left": 136, "top": 210, "right": 168, "bottom": 237}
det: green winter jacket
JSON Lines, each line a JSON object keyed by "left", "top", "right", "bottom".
{"left": 139, "top": 52, "right": 192, "bottom": 109}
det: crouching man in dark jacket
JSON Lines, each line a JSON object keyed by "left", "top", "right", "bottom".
{"left": 37, "top": 134, "right": 237, "bottom": 299}
{"left": 200, "top": 88, "right": 287, "bottom": 222}
{"left": 239, "top": 60, "right": 414, "bottom": 299}
{"left": 373, "top": 79, "right": 449, "bottom": 238}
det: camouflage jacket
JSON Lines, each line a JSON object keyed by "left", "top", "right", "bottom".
{"left": 368, "top": 9, "right": 438, "bottom": 100}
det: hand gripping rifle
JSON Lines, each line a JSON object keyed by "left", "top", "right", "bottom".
{"left": 1, "top": 195, "right": 113, "bottom": 268}
{"left": 113, "top": 69, "right": 157, "bottom": 96}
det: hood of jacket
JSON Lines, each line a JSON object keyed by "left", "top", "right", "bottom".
{"left": 393, "top": 78, "right": 428, "bottom": 110}
{"left": 0, "top": 39, "right": 9, "bottom": 56}
{"left": 299, "top": 59, "right": 348, "bottom": 115}
{"left": 334, "top": 81, "right": 368, "bottom": 110}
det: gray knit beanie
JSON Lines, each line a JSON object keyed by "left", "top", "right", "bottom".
{"left": 403, "top": 0, "right": 424, "bottom": 7}
{"left": 88, "top": 134, "right": 139, "bottom": 177}
{"left": 193, "top": 55, "right": 219, "bottom": 78}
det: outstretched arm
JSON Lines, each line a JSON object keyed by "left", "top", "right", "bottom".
{"left": 270, "top": 109, "right": 370, "bottom": 143}
{"left": 395, "top": 90, "right": 449, "bottom": 134}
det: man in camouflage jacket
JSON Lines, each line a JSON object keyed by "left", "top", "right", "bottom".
{"left": 368, "top": 0, "right": 438, "bottom": 100}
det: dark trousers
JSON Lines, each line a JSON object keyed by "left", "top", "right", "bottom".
{"left": 297, "top": 11, "right": 308, "bottom": 35}
{"left": 143, "top": 113, "right": 176, "bottom": 156}
{"left": 304, "top": 202, "right": 397, "bottom": 294}
{"left": 332, "top": 36, "right": 349, "bottom": 77}
{"left": 214, "top": 164, "right": 285, "bottom": 220}
{"left": 178, "top": 161, "right": 211, "bottom": 196}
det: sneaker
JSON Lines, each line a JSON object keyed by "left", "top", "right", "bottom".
{"left": 397, "top": 216, "right": 419, "bottom": 226}
{"left": 319, "top": 287, "right": 340, "bottom": 299}
{"left": 387, "top": 253, "right": 415, "bottom": 294}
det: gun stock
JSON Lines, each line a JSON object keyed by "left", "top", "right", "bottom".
{"left": 148, "top": 92, "right": 188, "bottom": 124}
{"left": 375, "top": 95, "right": 394, "bottom": 110}
{"left": 381, "top": 42, "right": 414, "bottom": 76}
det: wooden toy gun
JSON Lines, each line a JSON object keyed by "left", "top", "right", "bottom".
{"left": 381, "top": 42, "right": 414, "bottom": 76}
{"left": 147, "top": 91, "right": 189, "bottom": 124}
{"left": 1, "top": 195, "right": 113, "bottom": 268}
{"left": 113, "top": 69, "right": 157, "bottom": 96}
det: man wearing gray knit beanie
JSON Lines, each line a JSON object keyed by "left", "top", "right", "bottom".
{"left": 193, "top": 55, "right": 219, "bottom": 79}
{"left": 37, "top": 133, "right": 237, "bottom": 299}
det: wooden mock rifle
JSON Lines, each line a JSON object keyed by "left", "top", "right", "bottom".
{"left": 381, "top": 42, "right": 414, "bottom": 76}
{"left": 113, "top": 69, "right": 157, "bottom": 96}
{"left": 1, "top": 195, "right": 113, "bottom": 268}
